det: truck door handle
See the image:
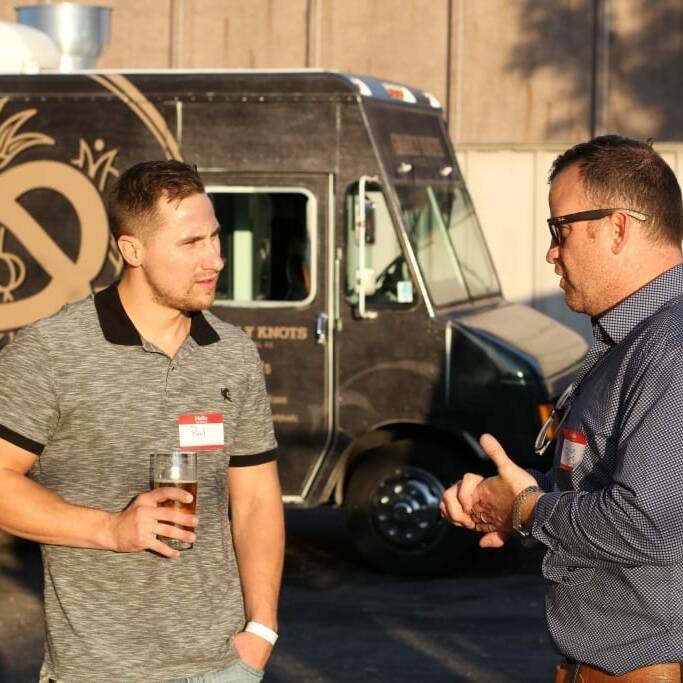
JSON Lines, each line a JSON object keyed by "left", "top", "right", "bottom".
{"left": 315, "top": 312, "right": 328, "bottom": 344}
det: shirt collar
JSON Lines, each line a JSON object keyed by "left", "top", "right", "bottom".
{"left": 593, "top": 263, "right": 683, "bottom": 346}
{"left": 94, "top": 282, "right": 220, "bottom": 347}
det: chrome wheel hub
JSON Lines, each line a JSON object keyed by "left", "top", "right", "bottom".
{"left": 371, "top": 466, "right": 446, "bottom": 549}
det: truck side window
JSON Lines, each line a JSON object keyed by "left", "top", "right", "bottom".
{"left": 345, "top": 185, "right": 414, "bottom": 308}
{"left": 208, "top": 190, "right": 313, "bottom": 303}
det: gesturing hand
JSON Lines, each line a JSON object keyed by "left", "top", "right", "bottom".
{"left": 107, "top": 487, "right": 197, "bottom": 558}
{"left": 440, "top": 433, "right": 538, "bottom": 548}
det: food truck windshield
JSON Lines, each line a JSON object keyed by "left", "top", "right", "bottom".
{"left": 393, "top": 181, "right": 501, "bottom": 307}
{"left": 362, "top": 98, "right": 501, "bottom": 308}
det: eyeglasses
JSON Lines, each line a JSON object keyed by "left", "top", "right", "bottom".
{"left": 547, "top": 208, "right": 649, "bottom": 245}
{"left": 534, "top": 383, "right": 574, "bottom": 456}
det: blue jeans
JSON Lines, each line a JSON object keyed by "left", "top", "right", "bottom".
{"left": 42, "top": 660, "right": 264, "bottom": 683}
{"left": 169, "top": 660, "right": 264, "bottom": 683}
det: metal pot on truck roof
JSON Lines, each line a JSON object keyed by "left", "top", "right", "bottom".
{"left": 0, "top": 69, "right": 587, "bottom": 575}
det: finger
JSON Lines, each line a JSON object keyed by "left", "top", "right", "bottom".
{"left": 480, "top": 531, "right": 508, "bottom": 549}
{"left": 479, "top": 434, "right": 515, "bottom": 472}
{"left": 153, "top": 507, "right": 198, "bottom": 528}
{"left": 144, "top": 486, "right": 195, "bottom": 504}
{"left": 148, "top": 537, "right": 182, "bottom": 559}
{"left": 458, "top": 473, "right": 484, "bottom": 512}
{"left": 155, "top": 522, "right": 197, "bottom": 545}
{"left": 440, "top": 485, "right": 476, "bottom": 529}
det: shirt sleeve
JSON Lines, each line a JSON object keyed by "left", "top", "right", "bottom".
{"left": 229, "top": 336, "right": 277, "bottom": 464}
{"left": 532, "top": 333, "right": 683, "bottom": 567}
{"left": 0, "top": 324, "right": 59, "bottom": 455}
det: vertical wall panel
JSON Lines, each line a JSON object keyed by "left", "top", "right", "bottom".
{"left": 318, "top": 0, "right": 449, "bottom": 111}
{"left": 191, "top": 0, "right": 308, "bottom": 69}
{"left": 450, "top": 0, "right": 593, "bottom": 143}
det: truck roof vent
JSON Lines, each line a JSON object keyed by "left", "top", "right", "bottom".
{"left": 15, "top": 3, "right": 112, "bottom": 71}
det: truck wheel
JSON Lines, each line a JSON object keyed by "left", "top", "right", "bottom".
{"left": 345, "top": 439, "right": 478, "bottom": 577}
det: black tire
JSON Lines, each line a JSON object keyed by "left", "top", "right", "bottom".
{"left": 345, "top": 439, "right": 479, "bottom": 577}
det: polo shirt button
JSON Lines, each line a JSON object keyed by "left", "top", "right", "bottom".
{"left": 561, "top": 576, "right": 570, "bottom": 583}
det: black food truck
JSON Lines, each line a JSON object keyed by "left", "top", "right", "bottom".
{"left": 0, "top": 70, "right": 587, "bottom": 575}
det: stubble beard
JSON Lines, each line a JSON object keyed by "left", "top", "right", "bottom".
{"left": 149, "top": 278, "right": 216, "bottom": 313}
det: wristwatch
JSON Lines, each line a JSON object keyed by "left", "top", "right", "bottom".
{"left": 512, "top": 485, "right": 543, "bottom": 537}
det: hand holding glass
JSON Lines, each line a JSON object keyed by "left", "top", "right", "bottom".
{"left": 150, "top": 451, "right": 198, "bottom": 551}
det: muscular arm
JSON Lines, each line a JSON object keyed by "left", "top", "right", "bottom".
{"left": 0, "top": 437, "right": 196, "bottom": 557}
{"left": 229, "top": 460, "right": 284, "bottom": 667}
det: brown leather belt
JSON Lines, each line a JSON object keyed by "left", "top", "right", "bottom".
{"left": 555, "top": 660, "right": 682, "bottom": 683}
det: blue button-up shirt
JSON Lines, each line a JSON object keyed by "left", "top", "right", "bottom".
{"left": 532, "top": 264, "right": 683, "bottom": 675}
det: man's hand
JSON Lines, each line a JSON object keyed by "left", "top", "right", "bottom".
{"left": 440, "top": 434, "right": 539, "bottom": 548}
{"left": 107, "top": 487, "right": 198, "bottom": 558}
{"left": 440, "top": 476, "right": 482, "bottom": 530}
{"left": 233, "top": 630, "right": 272, "bottom": 671}
{"left": 469, "top": 434, "right": 538, "bottom": 537}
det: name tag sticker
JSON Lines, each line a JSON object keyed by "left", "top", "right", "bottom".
{"left": 560, "top": 429, "right": 587, "bottom": 472}
{"left": 178, "top": 413, "right": 224, "bottom": 451}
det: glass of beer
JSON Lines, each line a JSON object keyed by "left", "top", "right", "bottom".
{"left": 150, "top": 451, "right": 198, "bottom": 551}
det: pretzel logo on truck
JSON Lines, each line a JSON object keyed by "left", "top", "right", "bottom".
{"left": 0, "top": 74, "right": 181, "bottom": 344}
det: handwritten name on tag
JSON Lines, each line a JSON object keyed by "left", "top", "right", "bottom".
{"left": 178, "top": 413, "right": 224, "bottom": 452}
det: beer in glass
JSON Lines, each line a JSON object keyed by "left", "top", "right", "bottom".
{"left": 150, "top": 451, "right": 197, "bottom": 550}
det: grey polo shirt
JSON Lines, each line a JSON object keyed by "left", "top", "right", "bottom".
{"left": 0, "top": 283, "right": 277, "bottom": 682}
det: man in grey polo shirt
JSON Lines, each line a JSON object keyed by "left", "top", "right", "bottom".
{"left": 0, "top": 161, "right": 284, "bottom": 682}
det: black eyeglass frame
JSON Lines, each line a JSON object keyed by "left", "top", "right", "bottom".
{"left": 547, "top": 208, "right": 649, "bottom": 246}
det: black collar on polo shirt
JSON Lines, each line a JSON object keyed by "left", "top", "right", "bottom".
{"left": 94, "top": 282, "right": 220, "bottom": 346}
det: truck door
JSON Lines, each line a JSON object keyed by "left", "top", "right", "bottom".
{"left": 204, "top": 173, "right": 333, "bottom": 502}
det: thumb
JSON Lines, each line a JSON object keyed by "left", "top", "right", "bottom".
{"left": 479, "top": 433, "right": 514, "bottom": 472}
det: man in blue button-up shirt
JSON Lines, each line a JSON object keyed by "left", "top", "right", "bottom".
{"left": 442, "top": 135, "right": 683, "bottom": 681}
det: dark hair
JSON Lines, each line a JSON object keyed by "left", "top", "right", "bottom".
{"left": 108, "top": 160, "right": 205, "bottom": 239}
{"left": 549, "top": 135, "right": 683, "bottom": 246}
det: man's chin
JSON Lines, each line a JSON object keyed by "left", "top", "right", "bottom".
{"left": 182, "top": 292, "right": 216, "bottom": 313}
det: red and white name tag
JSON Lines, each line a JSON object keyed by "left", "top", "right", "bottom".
{"left": 178, "top": 413, "right": 224, "bottom": 452}
{"left": 560, "top": 428, "right": 586, "bottom": 472}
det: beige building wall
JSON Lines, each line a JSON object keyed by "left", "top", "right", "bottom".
{"left": 2, "top": 0, "right": 681, "bottom": 142}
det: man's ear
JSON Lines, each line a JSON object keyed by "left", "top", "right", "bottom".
{"left": 117, "top": 234, "right": 144, "bottom": 267}
{"left": 610, "top": 211, "right": 630, "bottom": 255}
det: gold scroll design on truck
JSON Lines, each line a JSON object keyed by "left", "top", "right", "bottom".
{"left": 0, "top": 97, "right": 113, "bottom": 331}
{"left": 0, "top": 75, "right": 182, "bottom": 334}
{"left": 89, "top": 73, "right": 182, "bottom": 161}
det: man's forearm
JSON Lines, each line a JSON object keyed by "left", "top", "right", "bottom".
{"left": 0, "top": 469, "right": 114, "bottom": 549}
{"left": 231, "top": 494, "right": 285, "bottom": 629}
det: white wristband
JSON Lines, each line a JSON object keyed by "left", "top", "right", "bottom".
{"left": 244, "top": 621, "right": 278, "bottom": 645}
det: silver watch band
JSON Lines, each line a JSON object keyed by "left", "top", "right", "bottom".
{"left": 512, "top": 485, "right": 543, "bottom": 537}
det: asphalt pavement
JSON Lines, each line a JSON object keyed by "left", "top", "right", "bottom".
{"left": 0, "top": 508, "right": 557, "bottom": 683}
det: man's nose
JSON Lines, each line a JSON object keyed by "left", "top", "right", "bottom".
{"left": 204, "top": 242, "right": 224, "bottom": 271}
{"left": 546, "top": 242, "right": 560, "bottom": 264}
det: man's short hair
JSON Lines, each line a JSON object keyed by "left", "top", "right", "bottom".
{"left": 549, "top": 135, "right": 683, "bottom": 246}
{"left": 108, "top": 160, "right": 205, "bottom": 240}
